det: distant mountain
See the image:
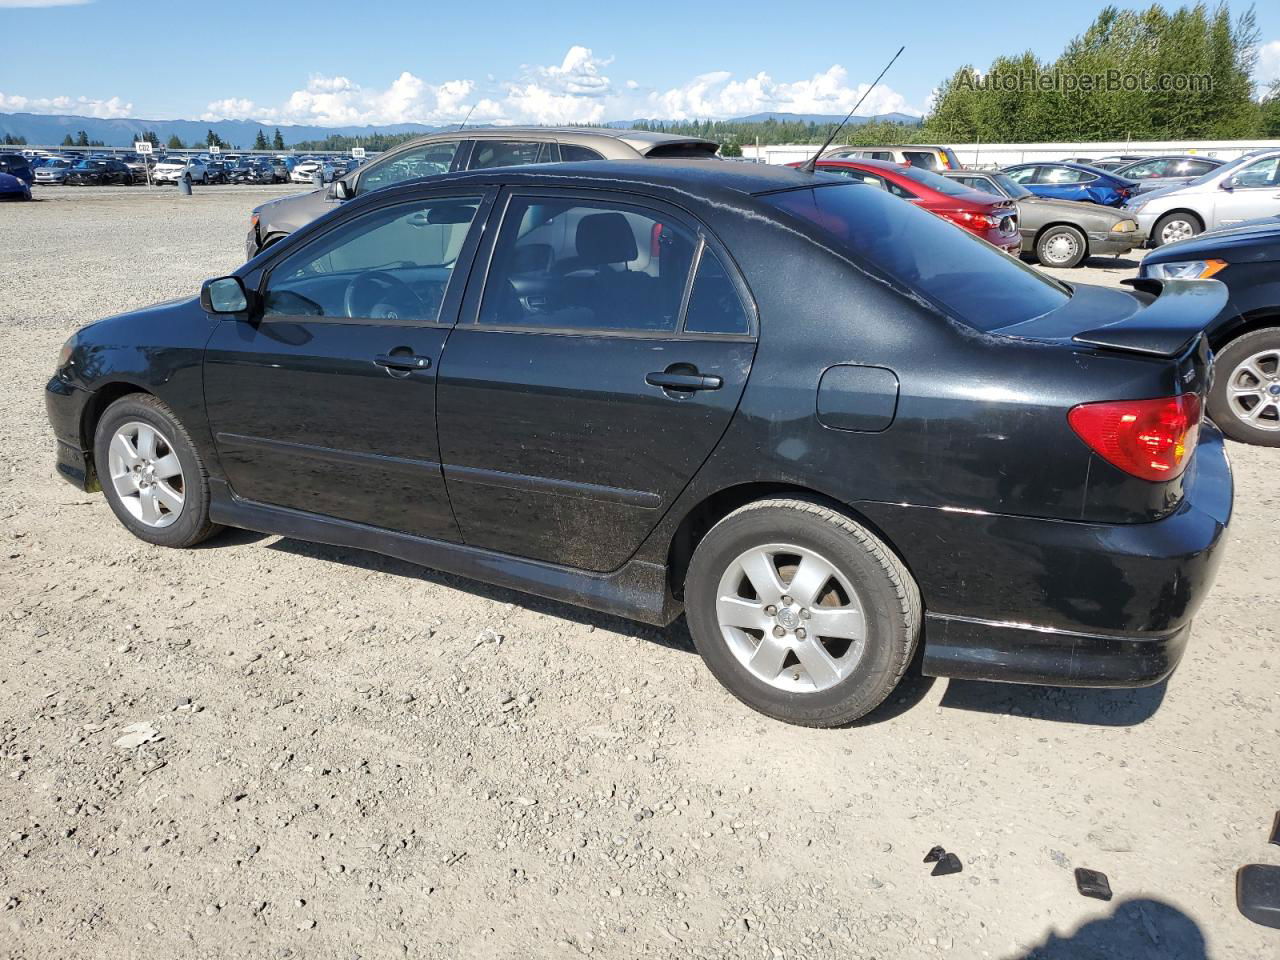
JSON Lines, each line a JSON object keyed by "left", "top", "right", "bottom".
{"left": 728, "top": 111, "right": 922, "bottom": 125}
{"left": 0, "top": 109, "right": 924, "bottom": 148}
{"left": 0, "top": 112, "right": 452, "bottom": 148}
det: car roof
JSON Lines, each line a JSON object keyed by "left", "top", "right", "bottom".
{"left": 376, "top": 125, "right": 717, "bottom": 154}
{"left": 1117, "top": 154, "right": 1222, "bottom": 164}
{"left": 812, "top": 157, "right": 908, "bottom": 172}
{"left": 369, "top": 158, "right": 840, "bottom": 206}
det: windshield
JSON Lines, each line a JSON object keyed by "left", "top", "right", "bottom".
{"left": 1186, "top": 153, "right": 1256, "bottom": 186}
{"left": 764, "top": 184, "right": 1069, "bottom": 332}
{"left": 894, "top": 165, "right": 987, "bottom": 198}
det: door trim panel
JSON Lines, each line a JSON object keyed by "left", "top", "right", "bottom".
{"left": 444, "top": 462, "right": 662, "bottom": 508}
{"left": 215, "top": 431, "right": 442, "bottom": 474}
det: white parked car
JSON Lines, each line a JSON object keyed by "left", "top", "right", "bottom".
{"left": 1124, "top": 149, "right": 1280, "bottom": 246}
{"left": 152, "top": 157, "right": 208, "bottom": 184}
{"left": 290, "top": 160, "right": 326, "bottom": 183}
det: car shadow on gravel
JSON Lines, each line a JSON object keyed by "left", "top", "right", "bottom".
{"left": 264, "top": 536, "right": 699, "bottom": 656}
{"left": 938, "top": 677, "right": 1167, "bottom": 726}
{"left": 1003, "top": 897, "right": 1207, "bottom": 959}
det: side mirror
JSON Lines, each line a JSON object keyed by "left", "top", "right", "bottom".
{"left": 330, "top": 178, "right": 351, "bottom": 200}
{"left": 1221, "top": 176, "right": 1238, "bottom": 191}
{"left": 200, "top": 276, "right": 250, "bottom": 315}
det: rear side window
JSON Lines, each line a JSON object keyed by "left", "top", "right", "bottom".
{"left": 560, "top": 144, "right": 605, "bottom": 162}
{"left": 468, "top": 141, "right": 549, "bottom": 170}
{"left": 764, "top": 185, "right": 1068, "bottom": 332}
{"left": 479, "top": 196, "right": 697, "bottom": 333}
{"left": 1039, "top": 166, "right": 1094, "bottom": 184}
{"left": 684, "top": 249, "right": 750, "bottom": 336}
{"left": 902, "top": 150, "right": 938, "bottom": 169}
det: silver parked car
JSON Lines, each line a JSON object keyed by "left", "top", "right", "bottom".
{"left": 246, "top": 127, "right": 720, "bottom": 259}
{"left": 1109, "top": 155, "right": 1225, "bottom": 195}
{"left": 1125, "top": 149, "right": 1280, "bottom": 246}
{"left": 942, "top": 168, "right": 1143, "bottom": 268}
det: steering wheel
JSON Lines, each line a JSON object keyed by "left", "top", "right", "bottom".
{"left": 342, "top": 271, "right": 429, "bottom": 320}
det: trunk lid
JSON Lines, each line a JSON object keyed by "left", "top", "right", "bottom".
{"left": 990, "top": 278, "right": 1227, "bottom": 358}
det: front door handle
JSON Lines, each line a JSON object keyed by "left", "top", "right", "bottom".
{"left": 646, "top": 371, "right": 723, "bottom": 391}
{"left": 374, "top": 353, "right": 432, "bottom": 371}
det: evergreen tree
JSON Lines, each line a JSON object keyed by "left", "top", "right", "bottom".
{"left": 62, "top": 134, "right": 75, "bottom": 147}
{"left": 272, "top": 128, "right": 285, "bottom": 150}
{"left": 254, "top": 129, "right": 269, "bottom": 150}
{"left": 75, "top": 130, "right": 90, "bottom": 147}
{"left": 167, "top": 134, "right": 185, "bottom": 149}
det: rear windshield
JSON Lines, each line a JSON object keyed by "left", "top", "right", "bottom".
{"left": 895, "top": 165, "right": 982, "bottom": 197}
{"left": 764, "top": 184, "right": 1069, "bottom": 331}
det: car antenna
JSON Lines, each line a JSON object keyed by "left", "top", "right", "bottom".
{"left": 455, "top": 103, "right": 478, "bottom": 133}
{"left": 800, "top": 45, "right": 905, "bottom": 174}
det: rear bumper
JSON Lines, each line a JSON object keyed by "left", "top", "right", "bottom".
{"left": 861, "top": 421, "right": 1233, "bottom": 688}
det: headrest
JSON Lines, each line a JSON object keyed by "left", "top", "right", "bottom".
{"left": 575, "top": 212, "right": 638, "bottom": 265}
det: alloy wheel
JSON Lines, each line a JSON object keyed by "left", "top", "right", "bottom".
{"left": 1227, "top": 348, "right": 1280, "bottom": 432}
{"left": 107, "top": 421, "right": 186, "bottom": 527}
{"left": 715, "top": 543, "right": 866, "bottom": 693}
{"left": 1160, "top": 218, "right": 1196, "bottom": 245}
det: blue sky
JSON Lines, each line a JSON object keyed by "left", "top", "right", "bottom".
{"left": 2, "top": 0, "right": 1278, "bottom": 125}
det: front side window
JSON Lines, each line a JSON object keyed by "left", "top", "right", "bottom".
{"left": 357, "top": 140, "right": 460, "bottom": 194}
{"left": 1233, "top": 156, "right": 1280, "bottom": 188}
{"left": 1039, "top": 166, "right": 1094, "bottom": 184}
{"left": 468, "top": 140, "right": 549, "bottom": 170}
{"left": 263, "top": 195, "right": 483, "bottom": 323}
{"left": 479, "top": 196, "right": 697, "bottom": 333}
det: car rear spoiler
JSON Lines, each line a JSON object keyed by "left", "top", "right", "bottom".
{"left": 1071, "top": 278, "right": 1228, "bottom": 358}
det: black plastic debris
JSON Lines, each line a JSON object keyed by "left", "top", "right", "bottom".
{"left": 1269, "top": 811, "right": 1280, "bottom": 847}
{"left": 923, "top": 845, "right": 946, "bottom": 864}
{"left": 1074, "top": 867, "right": 1113, "bottom": 901}
{"left": 1237, "top": 864, "right": 1280, "bottom": 929}
{"left": 931, "top": 853, "right": 963, "bottom": 877}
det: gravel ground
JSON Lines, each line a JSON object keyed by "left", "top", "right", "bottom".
{"left": 2, "top": 186, "right": 1277, "bottom": 960}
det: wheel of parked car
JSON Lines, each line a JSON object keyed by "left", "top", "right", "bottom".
{"left": 1207, "top": 328, "right": 1280, "bottom": 447}
{"left": 1035, "top": 224, "right": 1088, "bottom": 268}
{"left": 93, "top": 394, "right": 223, "bottom": 548}
{"left": 684, "top": 498, "right": 921, "bottom": 727}
{"left": 1152, "top": 211, "right": 1202, "bottom": 247}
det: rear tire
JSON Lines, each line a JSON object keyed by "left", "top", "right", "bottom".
{"left": 93, "top": 394, "right": 224, "bottom": 547}
{"left": 1035, "top": 225, "right": 1088, "bottom": 268}
{"left": 1208, "top": 328, "right": 1280, "bottom": 446}
{"left": 684, "top": 498, "right": 921, "bottom": 727}
{"left": 1152, "top": 211, "right": 1203, "bottom": 247}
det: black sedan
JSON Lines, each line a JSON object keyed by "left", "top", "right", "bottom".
{"left": 46, "top": 161, "right": 1232, "bottom": 726}
{"left": 65, "top": 159, "right": 134, "bottom": 186}
{"left": 1140, "top": 216, "right": 1280, "bottom": 446}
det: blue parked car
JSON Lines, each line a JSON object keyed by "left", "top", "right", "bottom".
{"left": 0, "top": 153, "right": 35, "bottom": 187}
{"left": 0, "top": 171, "right": 32, "bottom": 201}
{"left": 1001, "top": 161, "right": 1137, "bottom": 207}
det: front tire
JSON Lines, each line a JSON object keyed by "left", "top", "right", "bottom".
{"left": 94, "top": 394, "right": 223, "bottom": 547}
{"left": 1152, "top": 211, "right": 1202, "bottom": 247}
{"left": 1208, "top": 328, "right": 1280, "bottom": 446}
{"left": 1035, "top": 224, "right": 1088, "bottom": 268}
{"left": 684, "top": 498, "right": 921, "bottom": 727}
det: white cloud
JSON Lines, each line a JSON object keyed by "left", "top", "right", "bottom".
{"left": 0, "top": 91, "right": 132, "bottom": 118}
{"left": 1258, "top": 39, "right": 1280, "bottom": 96}
{"left": 7, "top": 48, "right": 926, "bottom": 129}
{"left": 648, "top": 64, "right": 919, "bottom": 120}
{"left": 202, "top": 72, "right": 502, "bottom": 126}
{"left": 0, "top": 0, "right": 90, "bottom": 6}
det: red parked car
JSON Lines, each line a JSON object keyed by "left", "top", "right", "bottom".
{"left": 791, "top": 158, "right": 1021, "bottom": 255}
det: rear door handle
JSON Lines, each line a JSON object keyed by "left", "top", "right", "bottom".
{"left": 374, "top": 353, "right": 432, "bottom": 371}
{"left": 646, "top": 371, "right": 723, "bottom": 391}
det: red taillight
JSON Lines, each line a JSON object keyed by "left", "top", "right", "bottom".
{"left": 1068, "top": 393, "right": 1202, "bottom": 482}
{"left": 945, "top": 209, "right": 997, "bottom": 229}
